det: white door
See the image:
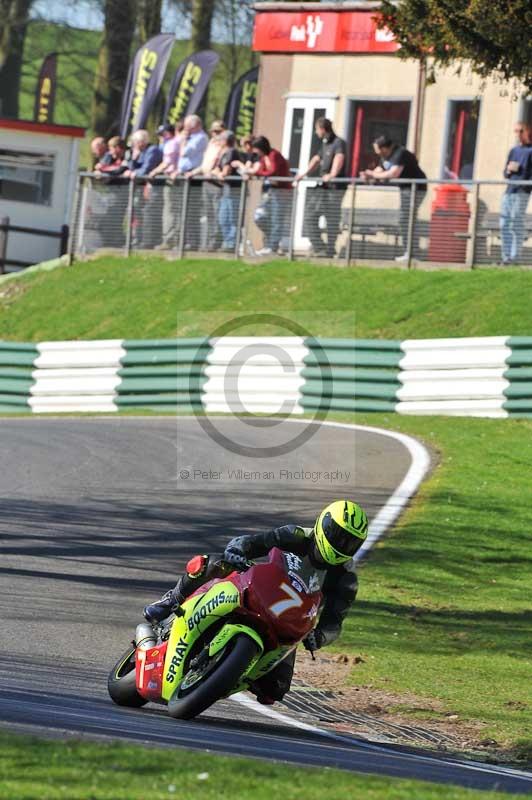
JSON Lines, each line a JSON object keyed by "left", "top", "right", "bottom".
{"left": 281, "top": 97, "right": 336, "bottom": 251}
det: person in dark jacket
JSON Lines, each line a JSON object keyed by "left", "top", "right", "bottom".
{"left": 361, "top": 135, "right": 427, "bottom": 262}
{"left": 296, "top": 117, "right": 347, "bottom": 258}
{"left": 123, "top": 129, "right": 162, "bottom": 248}
{"left": 143, "top": 500, "right": 368, "bottom": 705}
{"left": 93, "top": 137, "right": 128, "bottom": 248}
{"left": 499, "top": 122, "right": 532, "bottom": 265}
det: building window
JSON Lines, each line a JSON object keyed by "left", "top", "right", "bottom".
{"left": 287, "top": 108, "right": 305, "bottom": 169}
{"left": 443, "top": 101, "right": 480, "bottom": 180}
{"left": 286, "top": 105, "right": 327, "bottom": 169}
{"left": 346, "top": 100, "right": 411, "bottom": 177}
{"left": 0, "top": 149, "right": 54, "bottom": 205}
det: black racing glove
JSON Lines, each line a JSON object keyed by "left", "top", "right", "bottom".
{"left": 223, "top": 545, "right": 249, "bottom": 571}
{"left": 303, "top": 629, "right": 325, "bottom": 652}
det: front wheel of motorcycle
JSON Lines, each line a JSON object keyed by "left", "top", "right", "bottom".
{"left": 167, "top": 634, "right": 259, "bottom": 720}
{"left": 108, "top": 647, "right": 148, "bottom": 707}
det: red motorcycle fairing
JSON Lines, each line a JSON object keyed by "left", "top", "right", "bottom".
{"left": 232, "top": 555, "right": 322, "bottom": 645}
{"left": 134, "top": 548, "right": 323, "bottom": 700}
{"left": 187, "top": 547, "right": 323, "bottom": 647}
{"left": 135, "top": 642, "right": 168, "bottom": 701}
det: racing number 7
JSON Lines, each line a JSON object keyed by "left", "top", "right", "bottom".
{"left": 269, "top": 582, "right": 303, "bottom": 617}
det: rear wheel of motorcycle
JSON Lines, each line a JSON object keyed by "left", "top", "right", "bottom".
{"left": 167, "top": 634, "right": 259, "bottom": 720}
{"left": 108, "top": 647, "right": 148, "bottom": 707}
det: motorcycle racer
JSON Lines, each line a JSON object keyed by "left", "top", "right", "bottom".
{"left": 143, "top": 499, "right": 368, "bottom": 704}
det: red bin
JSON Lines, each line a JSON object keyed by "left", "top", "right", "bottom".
{"left": 429, "top": 184, "right": 471, "bottom": 263}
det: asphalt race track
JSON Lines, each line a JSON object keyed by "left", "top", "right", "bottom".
{"left": 1, "top": 416, "right": 531, "bottom": 794}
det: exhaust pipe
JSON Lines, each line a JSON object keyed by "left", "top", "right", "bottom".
{"left": 135, "top": 622, "right": 157, "bottom": 650}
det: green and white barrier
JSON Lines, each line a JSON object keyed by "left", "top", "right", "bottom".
{"left": 117, "top": 339, "right": 211, "bottom": 412}
{"left": 1, "top": 336, "right": 532, "bottom": 417}
{"left": 0, "top": 342, "right": 39, "bottom": 412}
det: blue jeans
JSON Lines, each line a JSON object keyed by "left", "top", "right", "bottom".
{"left": 218, "top": 186, "right": 239, "bottom": 248}
{"left": 500, "top": 192, "right": 530, "bottom": 262}
{"left": 267, "top": 189, "right": 291, "bottom": 251}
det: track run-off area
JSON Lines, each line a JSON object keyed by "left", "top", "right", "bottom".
{"left": 1, "top": 416, "right": 531, "bottom": 794}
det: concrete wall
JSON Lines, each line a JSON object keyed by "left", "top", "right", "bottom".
{"left": 289, "top": 53, "right": 419, "bottom": 151}
{"left": 257, "top": 51, "right": 526, "bottom": 214}
{"left": 254, "top": 54, "right": 294, "bottom": 151}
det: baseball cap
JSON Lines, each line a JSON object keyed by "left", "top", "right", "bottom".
{"left": 157, "top": 123, "right": 175, "bottom": 135}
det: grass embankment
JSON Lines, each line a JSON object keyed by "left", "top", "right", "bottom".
{"left": 1, "top": 257, "right": 532, "bottom": 341}
{"left": 0, "top": 732, "right": 525, "bottom": 800}
{"left": 339, "top": 413, "right": 532, "bottom": 760}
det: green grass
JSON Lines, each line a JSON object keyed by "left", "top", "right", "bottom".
{"left": 1, "top": 256, "right": 532, "bottom": 341}
{"left": 0, "top": 732, "right": 525, "bottom": 799}
{"left": 334, "top": 413, "right": 532, "bottom": 759}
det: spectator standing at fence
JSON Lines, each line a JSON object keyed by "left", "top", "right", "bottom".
{"left": 212, "top": 130, "right": 241, "bottom": 251}
{"left": 186, "top": 120, "right": 225, "bottom": 251}
{"left": 95, "top": 137, "right": 127, "bottom": 176}
{"left": 150, "top": 124, "right": 181, "bottom": 177}
{"left": 123, "top": 129, "right": 162, "bottom": 248}
{"left": 166, "top": 115, "right": 209, "bottom": 250}
{"left": 499, "top": 122, "right": 532, "bottom": 265}
{"left": 238, "top": 135, "right": 259, "bottom": 167}
{"left": 124, "top": 129, "right": 162, "bottom": 179}
{"left": 93, "top": 137, "right": 128, "bottom": 247}
{"left": 247, "top": 136, "right": 292, "bottom": 256}
{"left": 296, "top": 118, "right": 346, "bottom": 258}
{"left": 90, "top": 136, "right": 112, "bottom": 168}
{"left": 149, "top": 124, "right": 182, "bottom": 251}
{"left": 172, "top": 114, "right": 209, "bottom": 175}
{"left": 361, "top": 136, "right": 426, "bottom": 263}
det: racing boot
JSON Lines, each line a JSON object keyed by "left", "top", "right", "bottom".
{"left": 143, "top": 589, "right": 181, "bottom": 624}
{"left": 255, "top": 692, "right": 276, "bottom": 706}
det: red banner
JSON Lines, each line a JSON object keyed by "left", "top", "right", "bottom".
{"left": 252, "top": 11, "right": 398, "bottom": 54}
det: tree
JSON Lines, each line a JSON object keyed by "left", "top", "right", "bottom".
{"left": 216, "top": 0, "right": 255, "bottom": 94}
{"left": 379, "top": 0, "right": 532, "bottom": 92}
{"left": 137, "top": 0, "right": 162, "bottom": 44}
{"left": 191, "top": 0, "right": 216, "bottom": 53}
{"left": 0, "top": 0, "right": 33, "bottom": 117}
{"left": 91, "top": 0, "right": 136, "bottom": 137}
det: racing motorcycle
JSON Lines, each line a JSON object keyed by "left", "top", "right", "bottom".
{"left": 108, "top": 548, "right": 323, "bottom": 719}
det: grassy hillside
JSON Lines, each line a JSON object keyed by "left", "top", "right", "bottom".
{"left": 19, "top": 21, "right": 256, "bottom": 165}
{"left": 343, "top": 413, "right": 532, "bottom": 758}
{"left": 0, "top": 257, "right": 531, "bottom": 341}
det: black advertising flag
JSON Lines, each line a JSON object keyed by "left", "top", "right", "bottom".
{"left": 223, "top": 66, "right": 259, "bottom": 138}
{"left": 164, "top": 50, "right": 220, "bottom": 125}
{"left": 120, "top": 33, "right": 175, "bottom": 138}
{"left": 33, "top": 53, "right": 58, "bottom": 124}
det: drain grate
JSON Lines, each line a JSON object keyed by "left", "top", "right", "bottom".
{"left": 280, "top": 679, "right": 457, "bottom": 746}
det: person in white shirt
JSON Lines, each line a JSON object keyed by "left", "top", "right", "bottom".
{"left": 186, "top": 120, "right": 225, "bottom": 250}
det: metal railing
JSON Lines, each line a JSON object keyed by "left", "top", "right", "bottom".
{"left": 0, "top": 216, "right": 69, "bottom": 273}
{"left": 69, "top": 173, "right": 532, "bottom": 268}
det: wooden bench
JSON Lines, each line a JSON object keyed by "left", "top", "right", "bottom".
{"left": 340, "top": 208, "right": 400, "bottom": 257}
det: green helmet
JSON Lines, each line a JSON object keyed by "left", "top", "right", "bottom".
{"left": 314, "top": 500, "right": 368, "bottom": 565}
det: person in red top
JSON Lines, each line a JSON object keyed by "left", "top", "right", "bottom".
{"left": 249, "top": 136, "right": 292, "bottom": 256}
